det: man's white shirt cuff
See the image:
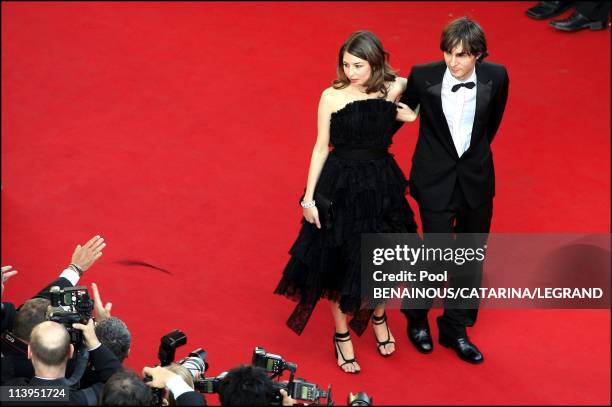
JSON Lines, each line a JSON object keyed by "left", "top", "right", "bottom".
{"left": 59, "top": 268, "right": 80, "bottom": 286}
{"left": 167, "top": 375, "right": 193, "bottom": 398}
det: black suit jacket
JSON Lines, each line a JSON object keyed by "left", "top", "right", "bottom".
{"left": 400, "top": 61, "right": 509, "bottom": 211}
{"left": 4, "top": 344, "right": 120, "bottom": 405}
{"left": 2, "top": 277, "right": 83, "bottom": 384}
{"left": 176, "top": 391, "right": 206, "bottom": 406}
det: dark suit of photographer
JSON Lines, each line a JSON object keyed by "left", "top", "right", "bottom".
{"left": 2, "top": 276, "right": 74, "bottom": 383}
{"left": 4, "top": 319, "right": 122, "bottom": 406}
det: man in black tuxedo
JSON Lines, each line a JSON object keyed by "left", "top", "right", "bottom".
{"left": 398, "top": 17, "right": 509, "bottom": 364}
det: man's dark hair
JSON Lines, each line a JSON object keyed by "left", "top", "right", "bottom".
{"left": 95, "top": 317, "right": 131, "bottom": 362}
{"left": 13, "top": 298, "right": 50, "bottom": 341}
{"left": 100, "top": 369, "right": 153, "bottom": 406}
{"left": 29, "top": 322, "right": 71, "bottom": 366}
{"left": 440, "top": 16, "right": 489, "bottom": 61}
{"left": 218, "top": 365, "right": 277, "bottom": 406}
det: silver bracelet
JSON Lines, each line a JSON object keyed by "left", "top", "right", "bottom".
{"left": 300, "top": 200, "right": 316, "bottom": 209}
{"left": 69, "top": 263, "right": 84, "bottom": 276}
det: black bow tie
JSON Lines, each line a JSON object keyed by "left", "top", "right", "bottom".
{"left": 451, "top": 81, "right": 476, "bottom": 92}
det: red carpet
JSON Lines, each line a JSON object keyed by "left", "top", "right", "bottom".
{"left": 2, "top": 2, "right": 610, "bottom": 405}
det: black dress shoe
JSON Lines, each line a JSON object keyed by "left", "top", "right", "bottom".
{"left": 439, "top": 334, "right": 483, "bottom": 364}
{"left": 407, "top": 322, "right": 433, "bottom": 354}
{"left": 550, "top": 11, "right": 607, "bottom": 31}
{"left": 526, "top": 1, "right": 574, "bottom": 20}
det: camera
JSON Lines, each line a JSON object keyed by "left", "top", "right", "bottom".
{"left": 158, "top": 329, "right": 187, "bottom": 366}
{"left": 178, "top": 347, "right": 209, "bottom": 382}
{"left": 195, "top": 371, "right": 227, "bottom": 394}
{"left": 348, "top": 392, "right": 373, "bottom": 406}
{"left": 274, "top": 378, "right": 333, "bottom": 406}
{"left": 147, "top": 329, "right": 209, "bottom": 407}
{"left": 46, "top": 285, "right": 93, "bottom": 345}
{"left": 252, "top": 346, "right": 297, "bottom": 378}
{"left": 253, "top": 347, "right": 333, "bottom": 406}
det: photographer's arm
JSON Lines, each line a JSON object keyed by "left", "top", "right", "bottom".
{"left": 34, "top": 235, "right": 107, "bottom": 299}
{"left": 73, "top": 319, "right": 122, "bottom": 383}
{"left": 2, "top": 266, "right": 18, "bottom": 299}
{"left": 1, "top": 266, "right": 19, "bottom": 333}
{"left": 142, "top": 366, "right": 206, "bottom": 406}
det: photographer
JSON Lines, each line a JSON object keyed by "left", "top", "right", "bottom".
{"left": 3, "top": 318, "right": 122, "bottom": 405}
{"left": 78, "top": 283, "right": 131, "bottom": 389}
{"left": 99, "top": 369, "right": 153, "bottom": 405}
{"left": 1, "top": 297, "right": 50, "bottom": 382}
{"left": 1, "top": 235, "right": 107, "bottom": 384}
{"left": 90, "top": 282, "right": 131, "bottom": 363}
{"left": 217, "top": 365, "right": 296, "bottom": 406}
{"left": 142, "top": 365, "right": 206, "bottom": 406}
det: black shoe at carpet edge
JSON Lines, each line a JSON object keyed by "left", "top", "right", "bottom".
{"left": 549, "top": 11, "right": 607, "bottom": 31}
{"left": 525, "top": 1, "right": 574, "bottom": 20}
{"left": 439, "top": 334, "right": 484, "bottom": 364}
{"left": 407, "top": 321, "right": 433, "bottom": 354}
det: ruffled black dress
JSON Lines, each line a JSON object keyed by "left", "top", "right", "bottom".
{"left": 274, "top": 98, "right": 418, "bottom": 336}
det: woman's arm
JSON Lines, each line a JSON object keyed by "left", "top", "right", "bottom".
{"left": 396, "top": 102, "right": 418, "bottom": 122}
{"left": 392, "top": 77, "right": 418, "bottom": 122}
{"left": 302, "top": 89, "right": 334, "bottom": 229}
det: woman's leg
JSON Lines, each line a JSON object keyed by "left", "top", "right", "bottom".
{"left": 331, "top": 301, "right": 361, "bottom": 372}
{"left": 373, "top": 304, "right": 396, "bottom": 355}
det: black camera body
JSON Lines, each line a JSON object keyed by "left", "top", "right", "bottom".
{"left": 252, "top": 346, "right": 297, "bottom": 378}
{"left": 195, "top": 371, "right": 227, "bottom": 394}
{"left": 46, "top": 286, "right": 93, "bottom": 345}
{"left": 147, "top": 329, "right": 209, "bottom": 407}
{"left": 347, "top": 391, "right": 373, "bottom": 406}
{"left": 273, "top": 378, "right": 333, "bottom": 405}
{"left": 253, "top": 346, "right": 333, "bottom": 406}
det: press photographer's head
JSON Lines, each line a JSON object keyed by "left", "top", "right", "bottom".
{"left": 28, "top": 321, "right": 74, "bottom": 377}
{"left": 12, "top": 298, "right": 50, "bottom": 342}
{"left": 218, "top": 365, "right": 278, "bottom": 406}
{"left": 95, "top": 316, "right": 131, "bottom": 362}
{"left": 101, "top": 369, "right": 153, "bottom": 406}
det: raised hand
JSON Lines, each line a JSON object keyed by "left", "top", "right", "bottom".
{"left": 72, "top": 318, "right": 101, "bottom": 350}
{"left": 1, "top": 265, "right": 19, "bottom": 299}
{"left": 72, "top": 235, "right": 106, "bottom": 272}
{"left": 91, "top": 282, "right": 112, "bottom": 321}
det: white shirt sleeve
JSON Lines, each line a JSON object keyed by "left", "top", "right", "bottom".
{"left": 167, "top": 374, "right": 193, "bottom": 399}
{"left": 88, "top": 343, "right": 102, "bottom": 352}
{"left": 59, "top": 267, "right": 80, "bottom": 286}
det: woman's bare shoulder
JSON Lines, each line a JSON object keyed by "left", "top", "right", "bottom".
{"left": 321, "top": 86, "right": 345, "bottom": 99}
{"left": 320, "top": 86, "right": 347, "bottom": 107}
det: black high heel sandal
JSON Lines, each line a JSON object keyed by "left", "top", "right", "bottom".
{"left": 333, "top": 331, "right": 360, "bottom": 374}
{"left": 372, "top": 312, "right": 395, "bottom": 357}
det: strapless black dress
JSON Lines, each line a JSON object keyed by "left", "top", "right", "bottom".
{"left": 274, "top": 98, "right": 418, "bottom": 336}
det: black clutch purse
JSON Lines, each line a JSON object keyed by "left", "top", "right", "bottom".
{"left": 314, "top": 191, "right": 334, "bottom": 230}
{"left": 300, "top": 192, "right": 335, "bottom": 230}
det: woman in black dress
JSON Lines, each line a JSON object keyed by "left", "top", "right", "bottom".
{"left": 274, "top": 31, "right": 418, "bottom": 373}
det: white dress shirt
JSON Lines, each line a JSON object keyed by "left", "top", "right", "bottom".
{"left": 441, "top": 67, "right": 477, "bottom": 157}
